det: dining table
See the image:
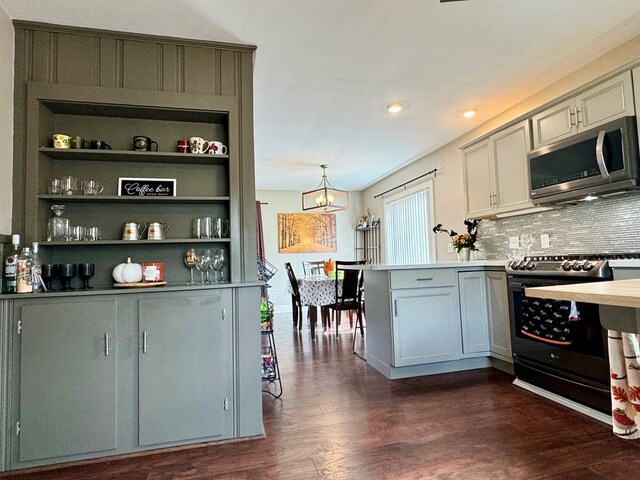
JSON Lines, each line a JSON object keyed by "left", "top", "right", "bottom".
{"left": 289, "top": 275, "right": 343, "bottom": 336}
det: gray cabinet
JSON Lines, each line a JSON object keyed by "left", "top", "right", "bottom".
{"left": 458, "top": 272, "right": 490, "bottom": 355}
{"left": 531, "top": 71, "right": 635, "bottom": 148}
{"left": 462, "top": 120, "right": 533, "bottom": 219}
{"left": 390, "top": 271, "right": 461, "bottom": 366}
{"left": 138, "top": 291, "right": 232, "bottom": 446}
{"left": 16, "top": 299, "right": 117, "bottom": 462}
{"left": 485, "top": 271, "right": 511, "bottom": 361}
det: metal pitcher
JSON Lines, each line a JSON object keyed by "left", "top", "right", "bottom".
{"left": 147, "top": 222, "right": 170, "bottom": 240}
{"left": 122, "top": 222, "right": 147, "bottom": 241}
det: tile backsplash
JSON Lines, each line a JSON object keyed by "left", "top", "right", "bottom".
{"left": 476, "top": 192, "right": 640, "bottom": 259}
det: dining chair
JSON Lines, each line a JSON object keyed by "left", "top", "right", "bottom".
{"left": 329, "top": 260, "right": 366, "bottom": 337}
{"left": 302, "top": 260, "right": 325, "bottom": 276}
{"left": 285, "top": 262, "right": 304, "bottom": 331}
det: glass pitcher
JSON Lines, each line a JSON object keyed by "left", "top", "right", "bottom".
{"left": 47, "top": 204, "right": 70, "bottom": 241}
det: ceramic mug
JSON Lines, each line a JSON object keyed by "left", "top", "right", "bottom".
{"left": 177, "top": 139, "right": 189, "bottom": 153}
{"left": 208, "top": 141, "right": 228, "bottom": 155}
{"left": 70, "top": 136, "right": 83, "bottom": 149}
{"left": 53, "top": 134, "right": 71, "bottom": 149}
{"left": 133, "top": 135, "right": 159, "bottom": 152}
{"left": 89, "top": 140, "right": 112, "bottom": 150}
{"left": 189, "top": 136, "right": 209, "bottom": 154}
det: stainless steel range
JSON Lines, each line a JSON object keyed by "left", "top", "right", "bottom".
{"left": 506, "top": 254, "right": 638, "bottom": 413}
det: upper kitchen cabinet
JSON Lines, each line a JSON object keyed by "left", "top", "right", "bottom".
{"left": 462, "top": 120, "right": 533, "bottom": 219}
{"left": 531, "top": 71, "right": 635, "bottom": 148}
{"left": 632, "top": 66, "right": 640, "bottom": 142}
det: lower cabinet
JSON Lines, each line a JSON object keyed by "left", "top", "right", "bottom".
{"left": 17, "top": 299, "right": 118, "bottom": 462}
{"left": 458, "top": 271, "right": 511, "bottom": 361}
{"left": 138, "top": 291, "right": 232, "bottom": 446}
{"left": 391, "top": 286, "right": 461, "bottom": 366}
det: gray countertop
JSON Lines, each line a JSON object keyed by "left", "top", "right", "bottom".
{"left": 358, "top": 260, "right": 507, "bottom": 271}
{"left": 0, "top": 281, "right": 264, "bottom": 300}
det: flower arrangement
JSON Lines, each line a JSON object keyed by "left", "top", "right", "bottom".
{"left": 432, "top": 219, "right": 481, "bottom": 252}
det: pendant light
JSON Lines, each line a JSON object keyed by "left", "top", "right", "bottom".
{"left": 302, "top": 165, "right": 349, "bottom": 212}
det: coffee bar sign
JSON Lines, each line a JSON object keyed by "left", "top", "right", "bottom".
{"left": 118, "top": 177, "right": 176, "bottom": 197}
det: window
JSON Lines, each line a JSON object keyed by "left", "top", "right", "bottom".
{"left": 383, "top": 181, "right": 436, "bottom": 264}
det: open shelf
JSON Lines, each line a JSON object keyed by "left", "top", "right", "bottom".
{"left": 39, "top": 148, "right": 229, "bottom": 165}
{"left": 38, "top": 195, "right": 230, "bottom": 204}
{"left": 42, "top": 238, "right": 232, "bottom": 246}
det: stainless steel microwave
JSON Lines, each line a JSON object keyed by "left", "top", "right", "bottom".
{"left": 528, "top": 116, "right": 640, "bottom": 205}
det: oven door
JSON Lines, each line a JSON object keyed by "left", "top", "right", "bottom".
{"left": 508, "top": 275, "right": 609, "bottom": 384}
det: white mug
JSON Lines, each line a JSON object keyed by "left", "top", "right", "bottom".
{"left": 208, "top": 141, "right": 228, "bottom": 155}
{"left": 189, "top": 136, "right": 209, "bottom": 154}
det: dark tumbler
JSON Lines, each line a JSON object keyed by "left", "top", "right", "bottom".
{"left": 40, "top": 263, "right": 58, "bottom": 291}
{"left": 58, "top": 263, "right": 77, "bottom": 291}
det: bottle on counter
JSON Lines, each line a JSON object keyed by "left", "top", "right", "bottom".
{"left": 31, "top": 242, "right": 43, "bottom": 292}
{"left": 16, "top": 247, "right": 34, "bottom": 294}
{"left": 2, "top": 234, "right": 21, "bottom": 294}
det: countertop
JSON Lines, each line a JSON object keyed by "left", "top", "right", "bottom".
{"left": 358, "top": 260, "right": 507, "bottom": 271}
{"left": 609, "top": 260, "right": 640, "bottom": 268}
{"left": 526, "top": 279, "right": 640, "bottom": 309}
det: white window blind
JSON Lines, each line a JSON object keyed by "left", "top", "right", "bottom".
{"left": 384, "top": 184, "right": 434, "bottom": 264}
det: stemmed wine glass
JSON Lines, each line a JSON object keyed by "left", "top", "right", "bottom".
{"left": 216, "top": 249, "right": 226, "bottom": 283}
{"left": 59, "top": 263, "right": 77, "bottom": 291}
{"left": 520, "top": 233, "right": 534, "bottom": 258}
{"left": 201, "top": 249, "right": 214, "bottom": 284}
{"left": 211, "top": 252, "right": 221, "bottom": 284}
{"left": 41, "top": 263, "right": 58, "bottom": 291}
{"left": 184, "top": 249, "right": 199, "bottom": 285}
{"left": 198, "top": 250, "right": 211, "bottom": 284}
{"left": 78, "top": 263, "right": 95, "bottom": 289}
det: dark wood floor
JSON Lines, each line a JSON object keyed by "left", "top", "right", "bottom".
{"left": 4, "top": 311, "right": 640, "bottom": 479}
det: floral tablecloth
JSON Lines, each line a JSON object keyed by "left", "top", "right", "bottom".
{"left": 289, "top": 276, "right": 343, "bottom": 306}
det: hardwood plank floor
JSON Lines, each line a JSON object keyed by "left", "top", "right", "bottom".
{"left": 4, "top": 311, "right": 640, "bottom": 479}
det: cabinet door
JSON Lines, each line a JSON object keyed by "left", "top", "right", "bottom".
{"left": 485, "top": 271, "right": 512, "bottom": 361}
{"left": 462, "top": 140, "right": 494, "bottom": 218}
{"left": 458, "top": 272, "right": 490, "bottom": 355}
{"left": 576, "top": 71, "right": 634, "bottom": 131}
{"left": 18, "top": 300, "right": 117, "bottom": 462}
{"left": 531, "top": 98, "right": 577, "bottom": 148}
{"left": 633, "top": 67, "right": 640, "bottom": 144}
{"left": 138, "top": 291, "right": 232, "bottom": 447}
{"left": 391, "top": 287, "right": 461, "bottom": 366}
{"left": 491, "top": 121, "right": 534, "bottom": 215}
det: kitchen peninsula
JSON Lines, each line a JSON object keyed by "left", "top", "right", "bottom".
{"left": 363, "top": 261, "right": 511, "bottom": 379}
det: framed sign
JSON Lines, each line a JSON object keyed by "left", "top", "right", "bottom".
{"left": 118, "top": 177, "right": 176, "bottom": 197}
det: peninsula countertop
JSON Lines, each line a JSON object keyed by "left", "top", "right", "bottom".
{"left": 526, "top": 279, "right": 640, "bottom": 309}
{"left": 356, "top": 260, "right": 507, "bottom": 271}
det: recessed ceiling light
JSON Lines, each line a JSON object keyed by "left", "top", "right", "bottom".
{"left": 386, "top": 103, "right": 404, "bottom": 113}
{"left": 462, "top": 108, "right": 478, "bottom": 118}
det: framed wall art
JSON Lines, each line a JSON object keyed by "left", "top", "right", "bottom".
{"left": 278, "top": 213, "right": 337, "bottom": 253}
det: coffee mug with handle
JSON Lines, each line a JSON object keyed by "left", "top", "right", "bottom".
{"left": 208, "top": 141, "right": 228, "bottom": 155}
{"left": 133, "top": 135, "right": 159, "bottom": 152}
{"left": 53, "top": 134, "right": 71, "bottom": 149}
{"left": 189, "top": 136, "right": 209, "bottom": 154}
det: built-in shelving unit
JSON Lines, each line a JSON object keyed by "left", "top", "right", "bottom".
{"left": 354, "top": 224, "right": 381, "bottom": 264}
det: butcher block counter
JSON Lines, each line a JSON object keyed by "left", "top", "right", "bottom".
{"left": 527, "top": 279, "right": 640, "bottom": 333}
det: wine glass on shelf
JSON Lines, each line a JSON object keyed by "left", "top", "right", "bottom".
{"left": 210, "top": 252, "right": 221, "bottom": 284}
{"left": 184, "top": 249, "right": 199, "bottom": 285}
{"left": 78, "top": 263, "right": 95, "bottom": 289}
{"left": 195, "top": 252, "right": 208, "bottom": 285}
{"left": 217, "top": 248, "right": 226, "bottom": 283}
{"left": 200, "top": 249, "right": 213, "bottom": 284}
{"left": 520, "top": 233, "right": 534, "bottom": 258}
{"left": 59, "top": 263, "right": 77, "bottom": 291}
{"left": 41, "top": 263, "right": 58, "bottom": 291}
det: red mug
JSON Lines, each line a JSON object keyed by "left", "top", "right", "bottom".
{"left": 177, "top": 139, "right": 189, "bottom": 153}
{"left": 142, "top": 262, "right": 164, "bottom": 282}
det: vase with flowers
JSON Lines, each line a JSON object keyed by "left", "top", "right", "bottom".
{"left": 432, "top": 219, "right": 481, "bottom": 261}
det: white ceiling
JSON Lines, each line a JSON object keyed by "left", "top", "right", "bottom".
{"left": 3, "top": 1, "right": 640, "bottom": 191}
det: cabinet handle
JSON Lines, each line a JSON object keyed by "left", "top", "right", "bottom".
{"left": 489, "top": 193, "right": 493, "bottom": 206}
{"left": 569, "top": 109, "right": 577, "bottom": 126}
{"left": 104, "top": 333, "right": 110, "bottom": 356}
{"left": 493, "top": 193, "right": 498, "bottom": 205}
{"left": 394, "top": 299, "right": 398, "bottom": 317}
{"left": 222, "top": 307, "right": 226, "bottom": 321}
{"left": 143, "top": 330, "right": 148, "bottom": 354}
{"left": 416, "top": 277, "right": 433, "bottom": 281}
{"left": 575, "top": 108, "right": 582, "bottom": 125}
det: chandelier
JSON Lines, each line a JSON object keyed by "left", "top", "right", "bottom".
{"left": 302, "top": 165, "right": 349, "bottom": 213}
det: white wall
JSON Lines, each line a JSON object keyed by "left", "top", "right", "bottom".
{"left": 0, "top": 5, "right": 13, "bottom": 235}
{"left": 363, "top": 33, "right": 640, "bottom": 263}
{"left": 256, "top": 189, "right": 363, "bottom": 309}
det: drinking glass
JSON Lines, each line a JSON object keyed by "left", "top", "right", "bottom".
{"left": 78, "top": 263, "right": 95, "bottom": 289}
{"left": 61, "top": 175, "right": 79, "bottom": 195}
{"left": 82, "top": 180, "right": 104, "bottom": 195}
{"left": 41, "top": 263, "right": 58, "bottom": 291}
{"left": 201, "top": 249, "right": 213, "bottom": 284}
{"left": 195, "top": 252, "right": 208, "bottom": 285}
{"left": 216, "top": 248, "right": 226, "bottom": 282}
{"left": 213, "top": 218, "right": 229, "bottom": 238}
{"left": 184, "top": 249, "right": 199, "bottom": 285}
{"left": 47, "top": 178, "right": 62, "bottom": 194}
{"left": 192, "top": 218, "right": 204, "bottom": 239}
{"left": 59, "top": 263, "right": 77, "bottom": 291}
{"left": 520, "top": 233, "right": 534, "bottom": 257}
{"left": 210, "top": 252, "right": 221, "bottom": 284}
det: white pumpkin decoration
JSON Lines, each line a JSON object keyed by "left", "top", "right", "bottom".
{"left": 112, "top": 257, "right": 143, "bottom": 284}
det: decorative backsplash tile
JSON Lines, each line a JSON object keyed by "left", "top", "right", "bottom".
{"left": 477, "top": 192, "right": 640, "bottom": 259}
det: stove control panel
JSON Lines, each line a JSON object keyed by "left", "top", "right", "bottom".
{"left": 506, "top": 255, "right": 613, "bottom": 278}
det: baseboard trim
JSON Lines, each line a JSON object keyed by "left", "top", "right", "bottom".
{"left": 513, "top": 378, "right": 612, "bottom": 425}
